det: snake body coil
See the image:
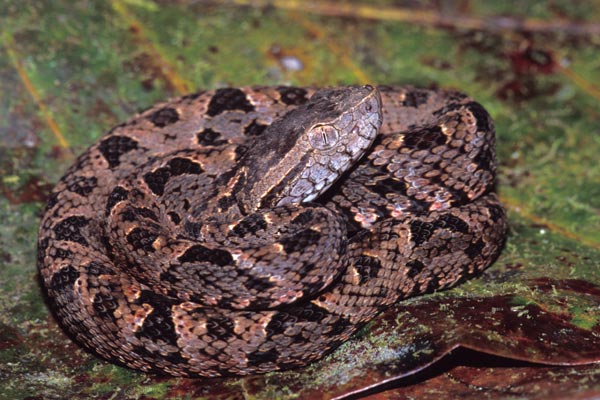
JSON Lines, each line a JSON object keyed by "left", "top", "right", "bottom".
{"left": 38, "top": 85, "right": 507, "bottom": 377}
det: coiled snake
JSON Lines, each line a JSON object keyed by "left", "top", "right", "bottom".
{"left": 38, "top": 85, "right": 507, "bottom": 377}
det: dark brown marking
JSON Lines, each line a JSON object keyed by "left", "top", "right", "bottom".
{"left": 197, "top": 128, "right": 228, "bottom": 146}
{"left": 98, "top": 135, "right": 139, "bottom": 168}
{"left": 232, "top": 214, "right": 268, "bottom": 236}
{"left": 66, "top": 176, "right": 98, "bottom": 196}
{"left": 127, "top": 227, "right": 158, "bottom": 252}
{"left": 134, "top": 207, "right": 159, "bottom": 221}
{"left": 53, "top": 216, "right": 89, "bottom": 246}
{"left": 354, "top": 255, "right": 382, "bottom": 284}
{"left": 473, "top": 145, "right": 495, "bottom": 176}
{"left": 49, "top": 265, "right": 80, "bottom": 291}
{"left": 403, "top": 126, "right": 446, "bottom": 150}
{"left": 245, "top": 120, "right": 268, "bottom": 136}
{"left": 44, "top": 192, "right": 59, "bottom": 213}
{"left": 149, "top": 107, "right": 179, "bottom": 127}
{"left": 106, "top": 186, "right": 129, "bottom": 215}
{"left": 206, "top": 88, "right": 254, "bottom": 116}
{"left": 144, "top": 168, "right": 171, "bottom": 196}
{"left": 217, "top": 194, "right": 237, "bottom": 211}
{"left": 409, "top": 220, "right": 435, "bottom": 247}
{"left": 369, "top": 177, "right": 408, "bottom": 198}
{"left": 168, "top": 212, "right": 181, "bottom": 225}
{"left": 277, "top": 86, "right": 309, "bottom": 105}
{"left": 184, "top": 220, "right": 201, "bottom": 238}
{"left": 280, "top": 228, "right": 321, "bottom": 254}
{"left": 290, "top": 209, "right": 314, "bottom": 226}
{"left": 86, "top": 261, "right": 114, "bottom": 276}
{"left": 257, "top": 158, "right": 307, "bottom": 209}
{"left": 37, "top": 237, "right": 49, "bottom": 266}
{"left": 436, "top": 214, "right": 470, "bottom": 234}
{"left": 92, "top": 289, "right": 119, "bottom": 318}
{"left": 465, "top": 238, "right": 486, "bottom": 259}
{"left": 178, "top": 245, "right": 234, "bottom": 266}
{"left": 443, "top": 184, "right": 470, "bottom": 206}
{"left": 244, "top": 276, "right": 276, "bottom": 295}
{"left": 401, "top": 90, "right": 430, "bottom": 107}
{"left": 205, "top": 316, "right": 236, "bottom": 340}
{"left": 135, "top": 291, "right": 182, "bottom": 351}
{"left": 54, "top": 248, "right": 73, "bottom": 259}
{"left": 144, "top": 158, "right": 203, "bottom": 196}
{"left": 120, "top": 207, "right": 159, "bottom": 223}
{"left": 247, "top": 348, "right": 279, "bottom": 366}
{"left": 406, "top": 259, "right": 425, "bottom": 278}
{"left": 487, "top": 202, "right": 505, "bottom": 222}
{"left": 424, "top": 274, "right": 440, "bottom": 293}
{"left": 166, "top": 157, "right": 203, "bottom": 176}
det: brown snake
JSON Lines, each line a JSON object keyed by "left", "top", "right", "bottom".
{"left": 38, "top": 85, "right": 508, "bottom": 377}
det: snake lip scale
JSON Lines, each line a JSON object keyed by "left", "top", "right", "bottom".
{"left": 38, "top": 85, "right": 508, "bottom": 377}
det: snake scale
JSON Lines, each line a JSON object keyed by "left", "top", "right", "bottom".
{"left": 38, "top": 85, "right": 508, "bottom": 377}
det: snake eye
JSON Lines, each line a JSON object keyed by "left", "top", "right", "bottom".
{"left": 308, "top": 125, "right": 340, "bottom": 150}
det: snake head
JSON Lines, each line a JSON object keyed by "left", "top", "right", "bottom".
{"left": 237, "top": 85, "right": 383, "bottom": 212}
